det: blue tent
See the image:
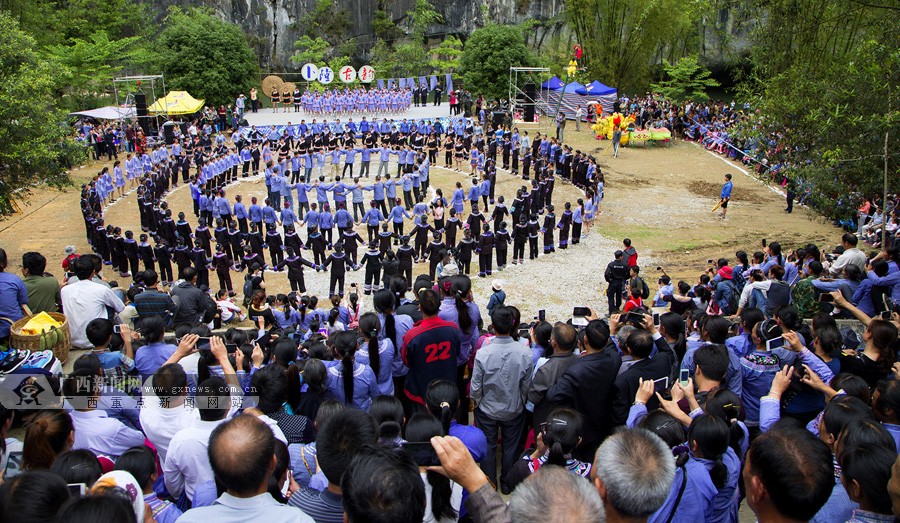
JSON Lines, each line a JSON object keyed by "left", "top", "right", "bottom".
{"left": 561, "top": 81, "right": 585, "bottom": 94}
{"left": 576, "top": 80, "right": 617, "bottom": 96}
{"left": 540, "top": 76, "right": 564, "bottom": 90}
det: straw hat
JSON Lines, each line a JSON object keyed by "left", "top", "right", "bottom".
{"left": 261, "top": 75, "right": 284, "bottom": 96}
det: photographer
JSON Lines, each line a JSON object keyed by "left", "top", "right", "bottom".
{"left": 609, "top": 313, "right": 678, "bottom": 426}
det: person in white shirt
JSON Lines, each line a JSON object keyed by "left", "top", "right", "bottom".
{"left": 140, "top": 360, "right": 198, "bottom": 463}
{"left": 61, "top": 256, "right": 125, "bottom": 349}
{"left": 177, "top": 415, "right": 314, "bottom": 523}
{"left": 164, "top": 337, "right": 241, "bottom": 503}
{"left": 215, "top": 289, "right": 245, "bottom": 323}
{"left": 64, "top": 368, "right": 144, "bottom": 459}
{"left": 828, "top": 233, "right": 867, "bottom": 277}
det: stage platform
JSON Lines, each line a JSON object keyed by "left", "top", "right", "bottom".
{"left": 242, "top": 105, "right": 457, "bottom": 126}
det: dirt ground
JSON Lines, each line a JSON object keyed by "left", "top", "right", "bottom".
{"left": 0, "top": 124, "right": 844, "bottom": 321}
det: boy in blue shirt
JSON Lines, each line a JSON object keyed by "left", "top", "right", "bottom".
{"left": 719, "top": 173, "right": 733, "bottom": 218}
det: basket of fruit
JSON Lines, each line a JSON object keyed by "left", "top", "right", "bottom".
{"left": 7, "top": 312, "right": 71, "bottom": 363}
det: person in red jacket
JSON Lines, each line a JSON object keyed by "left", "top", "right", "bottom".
{"left": 62, "top": 246, "right": 79, "bottom": 274}
{"left": 400, "top": 289, "right": 462, "bottom": 410}
{"left": 622, "top": 238, "right": 638, "bottom": 267}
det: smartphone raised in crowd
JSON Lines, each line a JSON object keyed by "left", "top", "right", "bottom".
{"left": 402, "top": 441, "right": 441, "bottom": 467}
{"left": 572, "top": 307, "right": 590, "bottom": 318}
{"left": 766, "top": 336, "right": 784, "bottom": 351}
{"left": 819, "top": 293, "right": 834, "bottom": 303}
{"left": 652, "top": 313, "right": 660, "bottom": 326}
{"left": 113, "top": 324, "right": 121, "bottom": 334}
{"left": 67, "top": 483, "right": 87, "bottom": 497}
{"left": 538, "top": 309, "right": 546, "bottom": 322}
{"left": 679, "top": 369, "right": 690, "bottom": 388}
{"left": 653, "top": 377, "right": 669, "bottom": 393}
{"left": 622, "top": 312, "right": 646, "bottom": 324}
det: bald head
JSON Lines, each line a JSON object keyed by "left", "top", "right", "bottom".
{"left": 208, "top": 415, "right": 275, "bottom": 496}
{"left": 551, "top": 323, "right": 577, "bottom": 353}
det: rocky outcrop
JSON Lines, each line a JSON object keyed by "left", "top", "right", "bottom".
{"left": 151, "top": 0, "right": 567, "bottom": 69}
{"left": 149, "top": 0, "right": 749, "bottom": 71}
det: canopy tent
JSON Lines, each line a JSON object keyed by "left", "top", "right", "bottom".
{"left": 537, "top": 78, "right": 618, "bottom": 119}
{"left": 148, "top": 91, "right": 205, "bottom": 115}
{"left": 69, "top": 106, "right": 135, "bottom": 120}
{"left": 540, "top": 76, "right": 564, "bottom": 90}
{"left": 576, "top": 80, "right": 617, "bottom": 96}
{"left": 561, "top": 81, "right": 586, "bottom": 94}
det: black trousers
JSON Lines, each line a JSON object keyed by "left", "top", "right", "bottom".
{"left": 496, "top": 248, "right": 507, "bottom": 268}
{"left": 217, "top": 269, "right": 233, "bottom": 292}
{"left": 158, "top": 262, "right": 173, "bottom": 284}
{"left": 607, "top": 282, "right": 624, "bottom": 313}
{"left": 513, "top": 240, "right": 525, "bottom": 261}
{"left": 479, "top": 251, "right": 492, "bottom": 276}
{"left": 528, "top": 237, "right": 539, "bottom": 259}
{"left": 330, "top": 273, "right": 345, "bottom": 296}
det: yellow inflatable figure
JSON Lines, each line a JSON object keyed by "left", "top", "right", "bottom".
{"left": 592, "top": 113, "right": 638, "bottom": 144}
{"left": 567, "top": 60, "right": 578, "bottom": 77}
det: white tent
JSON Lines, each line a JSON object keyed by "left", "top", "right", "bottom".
{"left": 70, "top": 106, "right": 136, "bottom": 120}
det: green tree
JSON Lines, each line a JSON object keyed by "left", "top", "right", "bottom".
{"left": 736, "top": 1, "right": 899, "bottom": 222}
{"left": 0, "top": 12, "right": 84, "bottom": 207}
{"left": 650, "top": 55, "right": 720, "bottom": 102}
{"left": 430, "top": 35, "right": 463, "bottom": 72}
{"left": 45, "top": 32, "right": 148, "bottom": 103}
{"left": 153, "top": 7, "right": 259, "bottom": 107}
{"left": 291, "top": 36, "right": 330, "bottom": 65}
{"left": 1, "top": 0, "right": 152, "bottom": 48}
{"left": 370, "top": 0, "right": 443, "bottom": 77}
{"left": 566, "top": 0, "right": 706, "bottom": 91}
{"left": 459, "top": 25, "right": 535, "bottom": 99}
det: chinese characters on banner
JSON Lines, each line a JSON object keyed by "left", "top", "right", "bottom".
{"left": 301, "top": 63, "right": 319, "bottom": 82}
{"left": 317, "top": 66, "right": 333, "bottom": 84}
{"left": 358, "top": 65, "right": 375, "bottom": 83}
{"left": 339, "top": 65, "right": 357, "bottom": 83}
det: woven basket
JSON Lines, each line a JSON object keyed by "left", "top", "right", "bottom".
{"left": 8, "top": 313, "right": 71, "bottom": 363}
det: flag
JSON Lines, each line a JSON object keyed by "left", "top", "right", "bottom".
{"left": 408, "top": 78, "right": 415, "bottom": 89}
{"left": 388, "top": 78, "right": 394, "bottom": 89}
{"left": 399, "top": 78, "right": 406, "bottom": 88}
{"left": 430, "top": 75, "right": 438, "bottom": 90}
{"left": 377, "top": 79, "right": 384, "bottom": 89}
{"left": 446, "top": 74, "right": 453, "bottom": 93}
{"left": 419, "top": 76, "right": 427, "bottom": 88}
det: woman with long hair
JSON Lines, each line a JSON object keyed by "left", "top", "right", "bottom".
{"left": 505, "top": 407, "right": 591, "bottom": 491}
{"left": 22, "top": 409, "right": 74, "bottom": 471}
{"left": 404, "top": 413, "right": 461, "bottom": 523}
{"left": 372, "top": 288, "right": 414, "bottom": 403}
{"left": 324, "top": 331, "right": 378, "bottom": 410}
{"left": 438, "top": 275, "right": 481, "bottom": 423}
{"left": 248, "top": 290, "right": 277, "bottom": 328}
{"left": 425, "top": 379, "right": 487, "bottom": 462}
{"left": 840, "top": 319, "right": 898, "bottom": 388}
{"left": 355, "top": 312, "right": 396, "bottom": 396}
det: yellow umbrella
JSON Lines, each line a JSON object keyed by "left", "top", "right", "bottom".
{"left": 148, "top": 91, "right": 205, "bottom": 115}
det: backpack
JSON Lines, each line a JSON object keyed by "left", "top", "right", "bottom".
{"left": 242, "top": 274, "right": 254, "bottom": 307}
{"left": 716, "top": 280, "right": 739, "bottom": 316}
